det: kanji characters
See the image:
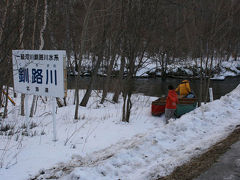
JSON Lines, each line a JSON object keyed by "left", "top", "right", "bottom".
{"left": 18, "top": 68, "right": 29, "bottom": 83}
{"left": 32, "top": 68, "right": 43, "bottom": 84}
{"left": 18, "top": 53, "right": 59, "bottom": 61}
{"left": 46, "top": 69, "right": 57, "bottom": 85}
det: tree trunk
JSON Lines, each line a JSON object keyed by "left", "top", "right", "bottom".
{"left": 3, "top": 86, "right": 9, "bottom": 119}
{"left": 30, "top": 0, "right": 48, "bottom": 117}
{"left": 80, "top": 55, "right": 101, "bottom": 107}
{"left": 32, "top": 0, "right": 39, "bottom": 50}
{"left": 122, "top": 77, "right": 134, "bottom": 122}
{"left": 74, "top": 87, "right": 80, "bottom": 119}
{"left": 198, "top": 55, "right": 204, "bottom": 107}
{"left": 39, "top": 0, "right": 48, "bottom": 50}
{"left": 100, "top": 55, "right": 115, "bottom": 104}
{"left": 121, "top": 91, "right": 127, "bottom": 122}
{"left": 203, "top": 77, "right": 210, "bottom": 103}
{"left": 74, "top": 0, "right": 95, "bottom": 119}
{"left": 74, "top": 51, "right": 78, "bottom": 74}
{"left": 122, "top": 50, "right": 135, "bottom": 122}
{"left": 160, "top": 53, "right": 165, "bottom": 80}
{"left": 204, "top": 53, "right": 214, "bottom": 103}
{"left": 0, "top": 0, "right": 9, "bottom": 42}
{"left": 125, "top": 92, "right": 132, "bottom": 122}
{"left": 0, "top": 86, "right": 3, "bottom": 108}
{"left": 20, "top": 0, "right": 27, "bottom": 116}
{"left": 198, "top": 77, "right": 203, "bottom": 107}
{"left": 63, "top": 97, "right": 67, "bottom": 106}
{"left": 112, "top": 56, "right": 125, "bottom": 103}
{"left": 29, "top": 96, "right": 37, "bottom": 117}
{"left": 20, "top": 94, "right": 25, "bottom": 115}
{"left": 183, "top": 7, "right": 192, "bottom": 55}
{"left": 29, "top": 0, "right": 39, "bottom": 117}
{"left": 65, "top": 0, "right": 72, "bottom": 73}
{"left": 80, "top": 1, "right": 106, "bottom": 107}
{"left": 161, "top": 52, "right": 169, "bottom": 80}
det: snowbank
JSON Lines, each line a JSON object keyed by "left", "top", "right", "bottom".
{"left": 63, "top": 85, "right": 240, "bottom": 180}
{"left": 0, "top": 84, "right": 240, "bottom": 180}
{"left": 0, "top": 91, "right": 157, "bottom": 180}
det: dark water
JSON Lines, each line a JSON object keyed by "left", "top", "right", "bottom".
{"left": 68, "top": 76, "right": 240, "bottom": 100}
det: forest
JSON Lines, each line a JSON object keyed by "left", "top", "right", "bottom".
{"left": 0, "top": 0, "right": 240, "bottom": 122}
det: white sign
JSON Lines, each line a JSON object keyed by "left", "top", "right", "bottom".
{"left": 12, "top": 50, "right": 67, "bottom": 98}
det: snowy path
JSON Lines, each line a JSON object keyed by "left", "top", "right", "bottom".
{"left": 33, "top": 85, "right": 240, "bottom": 180}
{"left": 32, "top": 132, "right": 150, "bottom": 179}
{"left": 195, "top": 136, "right": 240, "bottom": 180}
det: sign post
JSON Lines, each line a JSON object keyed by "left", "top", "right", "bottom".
{"left": 209, "top": 87, "right": 213, "bottom": 102}
{"left": 12, "top": 50, "right": 67, "bottom": 141}
{"left": 52, "top": 97, "right": 57, "bottom": 141}
{"left": 25, "top": 94, "right": 30, "bottom": 134}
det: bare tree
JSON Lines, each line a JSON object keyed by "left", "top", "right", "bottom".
{"left": 30, "top": 0, "right": 48, "bottom": 117}
{"left": 20, "top": 0, "right": 27, "bottom": 116}
{"left": 80, "top": 0, "right": 110, "bottom": 107}
{"left": 100, "top": 1, "right": 121, "bottom": 104}
{"left": 74, "top": 0, "right": 95, "bottom": 119}
{"left": 0, "top": 0, "right": 9, "bottom": 110}
{"left": 3, "top": 86, "right": 9, "bottom": 118}
{"left": 0, "top": 0, "right": 20, "bottom": 116}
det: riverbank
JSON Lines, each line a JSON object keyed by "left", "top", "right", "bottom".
{"left": 69, "top": 57, "right": 240, "bottom": 80}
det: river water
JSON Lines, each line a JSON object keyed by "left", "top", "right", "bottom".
{"left": 68, "top": 76, "right": 240, "bottom": 100}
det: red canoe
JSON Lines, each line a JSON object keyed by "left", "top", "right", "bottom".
{"left": 151, "top": 96, "right": 198, "bottom": 116}
{"left": 151, "top": 97, "right": 166, "bottom": 116}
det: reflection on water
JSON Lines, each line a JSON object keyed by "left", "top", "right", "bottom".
{"left": 68, "top": 76, "right": 240, "bottom": 100}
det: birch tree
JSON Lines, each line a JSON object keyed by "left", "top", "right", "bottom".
{"left": 30, "top": 0, "right": 48, "bottom": 117}
{"left": 20, "top": 0, "right": 27, "bottom": 116}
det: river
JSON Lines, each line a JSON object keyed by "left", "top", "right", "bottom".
{"left": 67, "top": 76, "right": 240, "bottom": 100}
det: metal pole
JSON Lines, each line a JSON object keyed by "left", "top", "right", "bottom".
{"left": 25, "top": 94, "right": 30, "bottom": 134}
{"left": 209, "top": 88, "right": 213, "bottom": 102}
{"left": 52, "top": 97, "right": 57, "bottom": 141}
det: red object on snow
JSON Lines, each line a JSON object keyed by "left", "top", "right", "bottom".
{"left": 151, "top": 98, "right": 166, "bottom": 116}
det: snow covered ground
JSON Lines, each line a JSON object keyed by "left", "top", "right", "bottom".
{"left": 0, "top": 84, "right": 240, "bottom": 180}
{"left": 136, "top": 57, "right": 240, "bottom": 79}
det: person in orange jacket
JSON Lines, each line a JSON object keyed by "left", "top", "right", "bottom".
{"left": 165, "top": 85, "right": 178, "bottom": 124}
{"left": 175, "top": 80, "right": 191, "bottom": 97}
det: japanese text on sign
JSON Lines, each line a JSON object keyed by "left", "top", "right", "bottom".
{"left": 12, "top": 50, "right": 67, "bottom": 98}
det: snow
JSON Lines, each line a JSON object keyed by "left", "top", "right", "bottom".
{"left": 69, "top": 55, "right": 240, "bottom": 80}
{"left": 0, "top": 83, "right": 240, "bottom": 180}
{"left": 211, "top": 60, "right": 240, "bottom": 80}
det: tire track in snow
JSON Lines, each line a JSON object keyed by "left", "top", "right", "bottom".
{"left": 30, "top": 130, "right": 153, "bottom": 180}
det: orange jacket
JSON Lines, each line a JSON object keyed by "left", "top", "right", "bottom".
{"left": 166, "top": 90, "right": 178, "bottom": 109}
{"left": 175, "top": 80, "right": 191, "bottom": 96}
